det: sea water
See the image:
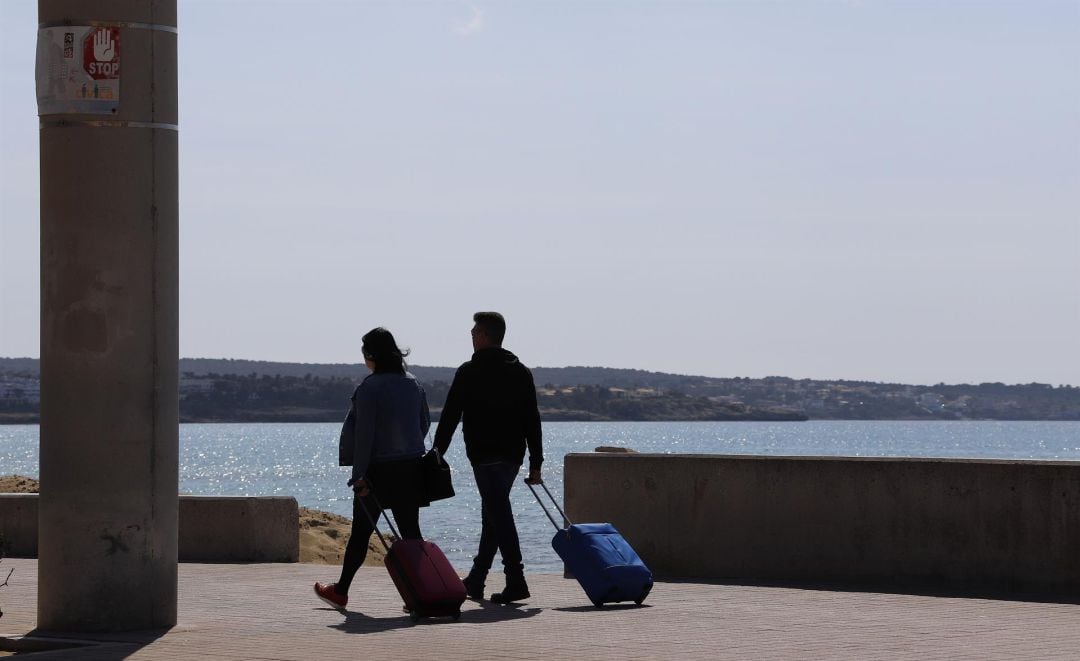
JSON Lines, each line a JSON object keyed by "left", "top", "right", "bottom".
{"left": 3, "top": 421, "right": 1079, "bottom": 572}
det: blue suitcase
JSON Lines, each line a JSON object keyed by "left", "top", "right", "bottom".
{"left": 529, "top": 482, "right": 653, "bottom": 608}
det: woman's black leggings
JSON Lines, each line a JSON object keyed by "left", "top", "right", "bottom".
{"left": 336, "top": 492, "right": 422, "bottom": 594}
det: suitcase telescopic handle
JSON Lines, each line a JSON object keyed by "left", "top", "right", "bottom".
{"left": 355, "top": 482, "right": 399, "bottom": 553}
{"left": 527, "top": 481, "right": 573, "bottom": 531}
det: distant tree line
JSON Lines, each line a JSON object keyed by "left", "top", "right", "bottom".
{"left": 180, "top": 373, "right": 356, "bottom": 422}
{"left": 175, "top": 374, "right": 805, "bottom": 423}
{"left": 2, "top": 358, "right": 1079, "bottom": 423}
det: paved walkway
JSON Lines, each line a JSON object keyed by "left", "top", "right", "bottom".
{"left": 1, "top": 559, "right": 1078, "bottom": 660}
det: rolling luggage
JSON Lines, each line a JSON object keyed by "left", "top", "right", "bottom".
{"left": 528, "top": 481, "right": 654, "bottom": 608}
{"left": 359, "top": 494, "right": 467, "bottom": 621}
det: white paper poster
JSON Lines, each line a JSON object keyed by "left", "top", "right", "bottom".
{"left": 36, "top": 26, "right": 121, "bottom": 115}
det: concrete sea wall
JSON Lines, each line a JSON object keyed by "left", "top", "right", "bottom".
{"left": 564, "top": 453, "right": 1080, "bottom": 595}
{"left": 0, "top": 495, "right": 298, "bottom": 563}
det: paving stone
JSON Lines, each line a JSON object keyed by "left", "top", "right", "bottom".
{"left": 0, "top": 559, "right": 1078, "bottom": 659}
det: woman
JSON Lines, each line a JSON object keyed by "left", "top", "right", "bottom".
{"left": 315, "top": 327, "right": 430, "bottom": 610}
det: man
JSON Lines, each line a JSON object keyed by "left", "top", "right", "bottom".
{"left": 433, "top": 311, "right": 543, "bottom": 604}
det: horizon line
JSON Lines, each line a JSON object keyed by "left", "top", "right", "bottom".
{"left": 1, "top": 356, "right": 1076, "bottom": 389}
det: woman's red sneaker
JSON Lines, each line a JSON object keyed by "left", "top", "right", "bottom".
{"left": 314, "top": 582, "right": 348, "bottom": 610}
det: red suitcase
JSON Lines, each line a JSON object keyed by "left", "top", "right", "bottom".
{"left": 360, "top": 496, "right": 467, "bottom": 622}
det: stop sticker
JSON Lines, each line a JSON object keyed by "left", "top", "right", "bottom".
{"left": 83, "top": 28, "right": 120, "bottom": 80}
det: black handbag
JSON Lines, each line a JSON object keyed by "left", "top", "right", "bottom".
{"left": 422, "top": 448, "right": 455, "bottom": 502}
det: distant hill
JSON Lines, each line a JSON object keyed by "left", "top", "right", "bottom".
{"left": 0, "top": 358, "right": 39, "bottom": 373}
{"left": 177, "top": 358, "right": 719, "bottom": 391}
{"left": 2, "top": 357, "right": 1079, "bottom": 423}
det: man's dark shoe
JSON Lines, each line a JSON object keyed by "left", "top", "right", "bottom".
{"left": 462, "top": 576, "right": 485, "bottom": 600}
{"left": 490, "top": 582, "right": 530, "bottom": 604}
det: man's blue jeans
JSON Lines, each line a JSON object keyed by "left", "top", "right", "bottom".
{"left": 469, "top": 461, "right": 524, "bottom": 583}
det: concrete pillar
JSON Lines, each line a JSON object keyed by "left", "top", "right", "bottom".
{"left": 36, "top": 0, "right": 178, "bottom": 631}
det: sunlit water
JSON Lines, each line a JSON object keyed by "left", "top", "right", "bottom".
{"left": 3, "top": 421, "right": 1079, "bottom": 572}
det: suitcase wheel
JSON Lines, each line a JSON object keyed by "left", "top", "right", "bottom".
{"left": 408, "top": 610, "right": 421, "bottom": 623}
{"left": 453, "top": 610, "right": 461, "bottom": 621}
{"left": 592, "top": 601, "right": 605, "bottom": 609}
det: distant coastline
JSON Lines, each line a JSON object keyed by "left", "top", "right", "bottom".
{"left": 2, "top": 357, "right": 1079, "bottom": 424}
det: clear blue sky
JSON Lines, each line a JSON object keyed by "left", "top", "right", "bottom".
{"left": 2, "top": 0, "right": 1078, "bottom": 385}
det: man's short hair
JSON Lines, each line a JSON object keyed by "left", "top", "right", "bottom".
{"left": 473, "top": 311, "right": 506, "bottom": 345}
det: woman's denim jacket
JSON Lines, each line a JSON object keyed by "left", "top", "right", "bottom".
{"left": 339, "top": 371, "right": 430, "bottom": 484}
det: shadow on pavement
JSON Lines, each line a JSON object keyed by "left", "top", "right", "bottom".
{"left": 10, "top": 626, "right": 172, "bottom": 660}
{"left": 552, "top": 604, "right": 652, "bottom": 613}
{"left": 327, "top": 610, "right": 420, "bottom": 634}
{"left": 467, "top": 599, "right": 542, "bottom": 623}
{"left": 326, "top": 600, "right": 541, "bottom": 634}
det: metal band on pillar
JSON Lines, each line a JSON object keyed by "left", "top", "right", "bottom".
{"left": 39, "top": 119, "right": 179, "bottom": 130}
{"left": 39, "top": 19, "right": 178, "bottom": 33}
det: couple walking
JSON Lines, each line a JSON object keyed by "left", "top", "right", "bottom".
{"left": 314, "top": 311, "right": 544, "bottom": 609}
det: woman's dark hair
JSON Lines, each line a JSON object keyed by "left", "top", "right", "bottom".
{"left": 361, "top": 327, "right": 408, "bottom": 374}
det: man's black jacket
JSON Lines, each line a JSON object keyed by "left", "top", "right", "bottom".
{"left": 433, "top": 347, "right": 543, "bottom": 471}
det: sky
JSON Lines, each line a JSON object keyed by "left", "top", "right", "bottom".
{"left": 1, "top": 0, "right": 1078, "bottom": 386}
